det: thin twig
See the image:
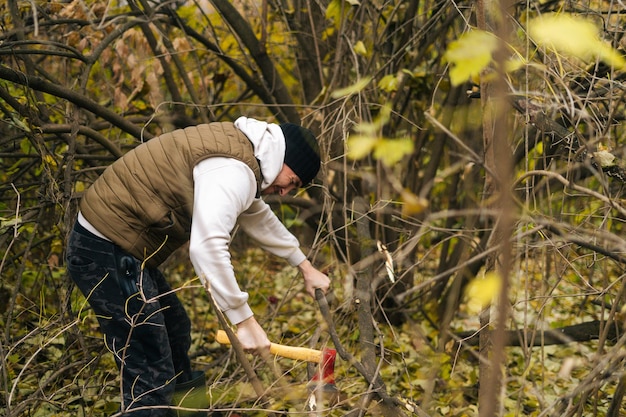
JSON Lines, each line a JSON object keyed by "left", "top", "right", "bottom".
{"left": 202, "top": 277, "right": 278, "bottom": 416}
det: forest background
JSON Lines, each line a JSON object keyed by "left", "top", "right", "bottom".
{"left": 2, "top": 0, "right": 626, "bottom": 416}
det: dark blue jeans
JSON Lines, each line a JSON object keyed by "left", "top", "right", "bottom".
{"left": 67, "top": 221, "right": 193, "bottom": 416}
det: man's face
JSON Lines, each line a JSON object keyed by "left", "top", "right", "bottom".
{"left": 261, "top": 164, "right": 302, "bottom": 196}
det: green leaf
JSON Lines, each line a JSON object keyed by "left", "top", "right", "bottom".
{"left": 528, "top": 13, "right": 626, "bottom": 69}
{"left": 20, "top": 137, "right": 32, "bottom": 154}
{"left": 331, "top": 77, "right": 372, "bottom": 98}
{"left": 444, "top": 30, "right": 498, "bottom": 86}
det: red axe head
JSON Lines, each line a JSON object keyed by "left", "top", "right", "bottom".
{"left": 310, "top": 347, "right": 337, "bottom": 386}
{"left": 307, "top": 348, "right": 340, "bottom": 411}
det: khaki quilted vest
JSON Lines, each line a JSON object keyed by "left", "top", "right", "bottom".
{"left": 80, "top": 122, "right": 262, "bottom": 266}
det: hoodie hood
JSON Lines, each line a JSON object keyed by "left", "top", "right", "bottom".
{"left": 234, "top": 116, "right": 285, "bottom": 190}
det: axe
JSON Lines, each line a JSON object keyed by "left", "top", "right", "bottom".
{"left": 215, "top": 330, "right": 337, "bottom": 390}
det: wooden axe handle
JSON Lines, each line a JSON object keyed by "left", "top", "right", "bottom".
{"left": 216, "top": 330, "right": 323, "bottom": 363}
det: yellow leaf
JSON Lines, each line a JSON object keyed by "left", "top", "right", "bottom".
{"left": 444, "top": 30, "right": 498, "bottom": 86}
{"left": 400, "top": 190, "right": 428, "bottom": 216}
{"left": 378, "top": 74, "right": 398, "bottom": 92}
{"left": 465, "top": 272, "right": 502, "bottom": 313}
{"left": 528, "top": 14, "right": 598, "bottom": 59}
{"left": 354, "top": 121, "right": 379, "bottom": 135}
{"left": 355, "top": 105, "right": 392, "bottom": 134}
{"left": 347, "top": 134, "right": 378, "bottom": 160}
{"left": 0, "top": 216, "right": 22, "bottom": 234}
{"left": 595, "top": 43, "right": 626, "bottom": 69}
{"left": 44, "top": 154, "right": 57, "bottom": 167}
{"left": 528, "top": 13, "right": 625, "bottom": 69}
{"left": 373, "top": 137, "right": 414, "bottom": 166}
{"left": 331, "top": 77, "right": 372, "bottom": 98}
{"left": 325, "top": 0, "right": 344, "bottom": 29}
{"left": 354, "top": 40, "right": 368, "bottom": 57}
{"left": 322, "top": 27, "right": 335, "bottom": 41}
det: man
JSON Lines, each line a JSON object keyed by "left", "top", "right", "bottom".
{"left": 66, "top": 116, "right": 330, "bottom": 416}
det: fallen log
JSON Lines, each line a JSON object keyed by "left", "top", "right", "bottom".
{"left": 456, "top": 319, "right": 621, "bottom": 347}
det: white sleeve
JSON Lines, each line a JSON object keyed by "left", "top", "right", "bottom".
{"left": 190, "top": 157, "right": 257, "bottom": 324}
{"left": 238, "top": 199, "right": 307, "bottom": 267}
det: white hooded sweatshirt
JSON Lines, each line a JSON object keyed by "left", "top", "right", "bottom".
{"left": 188, "top": 117, "right": 307, "bottom": 324}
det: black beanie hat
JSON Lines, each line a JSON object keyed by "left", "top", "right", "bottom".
{"left": 280, "top": 123, "right": 321, "bottom": 186}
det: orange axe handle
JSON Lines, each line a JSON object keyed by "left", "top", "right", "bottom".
{"left": 216, "top": 330, "right": 323, "bottom": 363}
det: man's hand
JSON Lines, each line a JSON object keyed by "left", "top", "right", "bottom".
{"left": 298, "top": 259, "right": 331, "bottom": 297}
{"left": 235, "top": 316, "right": 271, "bottom": 354}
